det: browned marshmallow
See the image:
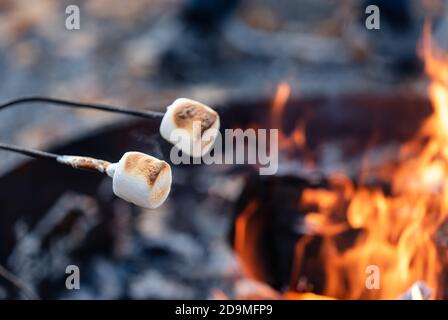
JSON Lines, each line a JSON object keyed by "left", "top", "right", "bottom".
{"left": 160, "top": 98, "right": 220, "bottom": 157}
{"left": 106, "top": 152, "right": 172, "bottom": 209}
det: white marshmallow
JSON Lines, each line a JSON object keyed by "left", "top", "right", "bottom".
{"left": 160, "top": 98, "right": 220, "bottom": 158}
{"left": 106, "top": 152, "right": 172, "bottom": 209}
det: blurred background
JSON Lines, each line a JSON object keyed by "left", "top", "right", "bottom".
{"left": 0, "top": 0, "right": 445, "bottom": 173}
{"left": 0, "top": 0, "right": 448, "bottom": 300}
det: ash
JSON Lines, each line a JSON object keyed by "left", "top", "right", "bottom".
{"left": 2, "top": 167, "right": 244, "bottom": 299}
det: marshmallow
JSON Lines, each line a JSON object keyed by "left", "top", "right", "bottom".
{"left": 160, "top": 98, "right": 220, "bottom": 158}
{"left": 106, "top": 152, "right": 172, "bottom": 209}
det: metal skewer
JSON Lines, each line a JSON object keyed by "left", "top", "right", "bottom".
{"left": 0, "top": 96, "right": 164, "bottom": 120}
{"left": 0, "top": 142, "right": 111, "bottom": 174}
{"left": 0, "top": 96, "right": 221, "bottom": 158}
{"left": 0, "top": 143, "right": 173, "bottom": 209}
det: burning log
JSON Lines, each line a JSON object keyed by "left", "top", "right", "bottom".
{"left": 0, "top": 96, "right": 220, "bottom": 157}
{"left": 0, "top": 143, "right": 172, "bottom": 209}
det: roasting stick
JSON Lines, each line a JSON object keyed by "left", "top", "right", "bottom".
{"left": 0, "top": 96, "right": 163, "bottom": 120}
{"left": 0, "top": 97, "right": 220, "bottom": 157}
{"left": 0, "top": 143, "right": 172, "bottom": 209}
{"left": 0, "top": 142, "right": 111, "bottom": 172}
{"left": 0, "top": 142, "right": 59, "bottom": 161}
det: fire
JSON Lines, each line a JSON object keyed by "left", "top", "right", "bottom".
{"left": 234, "top": 200, "right": 264, "bottom": 281}
{"left": 271, "top": 82, "right": 306, "bottom": 150}
{"left": 271, "top": 82, "right": 291, "bottom": 128}
{"left": 234, "top": 24, "right": 448, "bottom": 299}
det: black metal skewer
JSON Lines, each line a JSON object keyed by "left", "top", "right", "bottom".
{"left": 0, "top": 142, "right": 59, "bottom": 160}
{"left": 0, "top": 142, "right": 112, "bottom": 174}
{"left": 0, "top": 96, "right": 164, "bottom": 120}
{"left": 0, "top": 97, "right": 169, "bottom": 171}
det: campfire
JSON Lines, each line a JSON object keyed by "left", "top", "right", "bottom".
{"left": 233, "top": 24, "right": 448, "bottom": 300}
{"left": 0, "top": 29, "right": 446, "bottom": 299}
{"left": 3, "top": 0, "right": 448, "bottom": 303}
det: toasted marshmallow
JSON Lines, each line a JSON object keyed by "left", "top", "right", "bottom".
{"left": 160, "top": 98, "right": 220, "bottom": 158}
{"left": 106, "top": 152, "right": 172, "bottom": 209}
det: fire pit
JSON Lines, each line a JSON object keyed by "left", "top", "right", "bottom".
{"left": 231, "top": 30, "right": 448, "bottom": 300}
{"left": 231, "top": 89, "right": 448, "bottom": 300}
{"left": 2, "top": 0, "right": 448, "bottom": 304}
{"left": 0, "top": 89, "right": 437, "bottom": 299}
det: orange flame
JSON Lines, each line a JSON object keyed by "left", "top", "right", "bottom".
{"left": 271, "top": 82, "right": 307, "bottom": 149}
{"left": 234, "top": 200, "right": 264, "bottom": 280}
{"left": 234, "top": 23, "right": 448, "bottom": 300}
{"left": 292, "top": 23, "right": 447, "bottom": 299}
{"left": 271, "top": 82, "right": 291, "bottom": 132}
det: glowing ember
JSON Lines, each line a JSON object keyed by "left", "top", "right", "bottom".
{"left": 234, "top": 24, "right": 448, "bottom": 300}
